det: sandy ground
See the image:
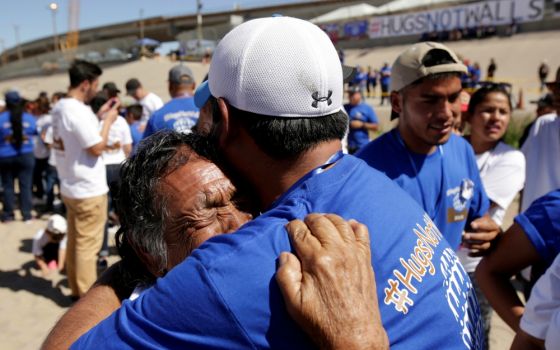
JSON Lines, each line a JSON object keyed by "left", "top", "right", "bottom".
{"left": 1, "top": 30, "right": 555, "bottom": 349}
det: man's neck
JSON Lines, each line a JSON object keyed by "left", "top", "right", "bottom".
{"left": 137, "top": 90, "right": 148, "bottom": 100}
{"left": 396, "top": 124, "right": 437, "bottom": 155}
{"left": 67, "top": 89, "right": 85, "bottom": 103}
{"left": 172, "top": 88, "right": 194, "bottom": 99}
{"left": 227, "top": 140, "right": 342, "bottom": 210}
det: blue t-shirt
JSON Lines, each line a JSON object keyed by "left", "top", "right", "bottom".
{"left": 352, "top": 71, "right": 368, "bottom": 87}
{"left": 129, "top": 121, "right": 143, "bottom": 153}
{"left": 344, "top": 102, "right": 378, "bottom": 150}
{"left": 74, "top": 155, "right": 484, "bottom": 349}
{"left": 0, "top": 111, "right": 37, "bottom": 158}
{"left": 357, "top": 131, "right": 489, "bottom": 250}
{"left": 515, "top": 189, "right": 560, "bottom": 266}
{"left": 380, "top": 66, "right": 391, "bottom": 86}
{"left": 142, "top": 96, "right": 199, "bottom": 139}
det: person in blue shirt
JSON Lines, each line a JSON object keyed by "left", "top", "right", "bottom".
{"left": 124, "top": 104, "right": 144, "bottom": 153}
{"left": 0, "top": 90, "right": 37, "bottom": 222}
{"left": 350, "top": 65, "right": 368, "bottom": 93}
{"left": 142, "top": 65, "right": 199, "bottom": 138}
{"left": 357, "top": 42, "right": 498, "bottom": 252}
{"left": 379, "top": 62, "right": 391, "bottom": 105}
{"left": 65, "top": 18, "right": 484, "bottom": 350}
{"left": 476, "top": 189, "right": 560, "bottom": 334}
{"left": 344, "top": 86, "right": 378, "bottom": 154}
{"left": 470, "top": 63, "right": 482, "bottom": 89}
{"left": 366, "top": 66, "right": 378, "bottom": 98}
{"left": 357, "top": 43, "right": 500, "bottom": 348}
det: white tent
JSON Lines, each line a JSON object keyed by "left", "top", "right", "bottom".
{"left": 310, "top": 3, "right": 380, "bottom": 24}
{"left": 376, "top": 0, "right": 467, "bottom": 14}
{"left": 311, "top": 0, "right": 470, "bottom": 24}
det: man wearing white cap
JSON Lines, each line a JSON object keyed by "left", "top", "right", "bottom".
{"left": 142, "top": 64, "right": 199, "bottom": 138}
{"left": 356, "top": 42, "right": 500, "bottom": 347}
{"left": 73, "top": 18, "right": 483, "bottom": 349}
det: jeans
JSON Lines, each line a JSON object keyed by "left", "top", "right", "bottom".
{"left": 45, "top": 164, "right": 61, "bottom": 212}
{"left": 0, "top": 152, "right": 36, "bottom": 221}
{"left": 100, "top": 163, "right": 122, "bottom": 258}
{"left": 33, "top": 157, "right": 49, "bottom": 199}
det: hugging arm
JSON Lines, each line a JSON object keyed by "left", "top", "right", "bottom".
{"left": 276, "top": 214, "right": 388, "bottom": 350}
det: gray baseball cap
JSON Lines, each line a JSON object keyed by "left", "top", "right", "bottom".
{"left": 390, "top": 42, "right": 467, "bottom": 120}
{"left": 168, "top": 65, "right": 195, "bottom": 85}
{"left": 391, "top": 42, "right": 467, "bottom": 92}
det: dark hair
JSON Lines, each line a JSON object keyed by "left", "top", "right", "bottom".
{"left": 6, "top": 100, "right": 25, "bottom": 149}
{"left": 422, "top": 48, "right": 457, "bottom": 67}
{"left": 126, "top": 104, "right": 143, "bottom": 121}
{"left": 89, "top": 93, "right": 107, "bottom": 114}
{"left": 68, "top": 60, "right": 102, "bottom": 88}
{"left": 468, "top": 83, "right": 512, "bottom": 115}
{"left": 208, "top": 96, "right": 348, "bottom": 159}
{"left": 52, "top": 91, "right": 67, "bottom": 101}
{"left": 35, "top": 96, "right": 51, "bottom": 115}
{"left": 115, "top": 130, "right": 218, "bottom": 286}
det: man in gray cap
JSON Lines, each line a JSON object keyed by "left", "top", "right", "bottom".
{"left": 357, "top": 41, "right": 500, "bottom": 347}
{"left": 142, "top": 64, "right": 199, "bottom": 138}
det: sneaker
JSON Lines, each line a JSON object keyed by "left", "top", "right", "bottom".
{"left": 97, "top": 258, "right": 108, "bottom": 272}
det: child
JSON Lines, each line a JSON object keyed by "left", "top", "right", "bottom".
{"left": 32, "top": 214, "right": 67, "bottom": 276}
{"left": 125, "top": 104, "right": 145, "bottom": 153}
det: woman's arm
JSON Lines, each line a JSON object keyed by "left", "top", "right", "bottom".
{"left": 475, "top": 222, "right": 541, "bottom": 331}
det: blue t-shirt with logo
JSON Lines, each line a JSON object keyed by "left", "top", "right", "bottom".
{"left": 74, "top": 155, "right": 484, "bottom": 349}
{"left": 143, "top": 97, "right": 199, "bottom": 139}
{"left": 515, "top": 189, "right": 560, "bottom": 266}
{"left": 357, "top": 131, "right": 489, "bottom": 250}
{"left": 380, "top": 66, "right": 391, "bottom": 86}
{"left": 0, "top": 111, "right": 37, "bottom": 158}
{"left": 344, "top": 102, "right": 378, "bottom": 151}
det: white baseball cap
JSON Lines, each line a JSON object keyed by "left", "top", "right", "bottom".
{"left": 195, "top": 16, "right": 352, "bottom": 118}
{"left": 47, "top": 214, "right": 67, "bottom": 235}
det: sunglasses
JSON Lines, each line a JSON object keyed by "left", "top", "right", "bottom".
{"left": 477, "top": 81, "right": 513, "bottom": 95}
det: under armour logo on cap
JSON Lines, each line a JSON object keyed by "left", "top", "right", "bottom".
{"left": 311, "top": 90, "right": 333, "bottom": 108}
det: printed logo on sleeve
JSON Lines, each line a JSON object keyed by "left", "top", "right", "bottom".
{"left": 384, "top": 214, "right": 443, "bottom": 314}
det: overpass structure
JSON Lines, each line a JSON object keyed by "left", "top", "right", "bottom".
{"left": 0, "top": 0, "right": 382, "bottom": 64}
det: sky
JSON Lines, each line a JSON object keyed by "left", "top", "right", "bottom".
{"left": 0, "top": 0, "right": 310, "bottom": 51}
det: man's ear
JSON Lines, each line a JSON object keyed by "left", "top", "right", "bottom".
{"left": 390, "top": 91, "right": 402, "bottom": 114}
{"left": 216, "top": 98, "right": 232, "bottom": 147}
{"left": 80, "top": 80, "right": 90, "bottom": 94}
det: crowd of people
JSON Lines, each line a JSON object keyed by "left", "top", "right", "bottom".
{"left": 0, "top": 14, "right": 558, "bottom": 350}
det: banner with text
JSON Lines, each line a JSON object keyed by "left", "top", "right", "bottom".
{"left": 369, "top": 0, "right": 545, "bottom": 38}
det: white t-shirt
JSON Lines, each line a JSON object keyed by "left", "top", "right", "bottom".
{"left": 140, "top": 92, "right": 164, "bottom": 122}
{"left": 457, "top": 141, "right": 526, "bottom": 272}
{"left": 51, "top": 98, "right": 108, "bottom": 199}
{"left": 100, "top": 116, "right": 132, "bottom": 165}
{"left": 521, "top": 113, "right": 560, "bottom": 211}
{"left": 32, "top": 229, "right": 67, "bottom": 256}
{"left": 43, "top": 125, "right": 56, "bottom": 167}
{"left": 520, "top": 253, "right": 560, "bottom": 349}
{"left": 33, "top": 114, "right": 52, "bottom": 159}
